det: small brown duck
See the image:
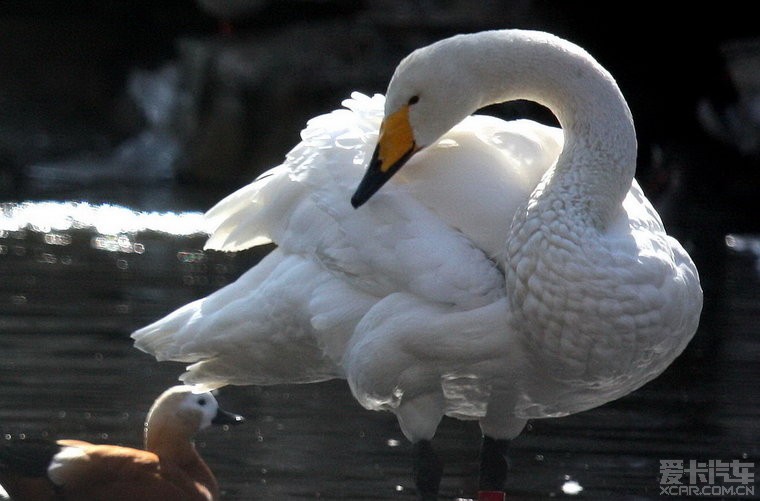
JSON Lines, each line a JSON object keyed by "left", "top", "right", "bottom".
{"left": 0, "top": 385, "right": 243, "bottom": 500}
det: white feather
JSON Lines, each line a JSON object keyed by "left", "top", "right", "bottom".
{"left": 133, "top": 30, "right": 702, "bottom": 447}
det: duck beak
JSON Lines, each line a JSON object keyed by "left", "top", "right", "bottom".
{"left": 351, "top": 105, "right": 420, "bottom": 208}
{"left": 211, "top": 407, "right": 245, "bottom": 426}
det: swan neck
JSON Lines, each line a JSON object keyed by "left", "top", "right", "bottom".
{"left": 472, "top": 31, "right": 637, "bottom": 227}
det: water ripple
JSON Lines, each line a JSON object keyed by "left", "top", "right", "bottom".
{"left": 0, "top": 201, "right": 207, "bottom": 236}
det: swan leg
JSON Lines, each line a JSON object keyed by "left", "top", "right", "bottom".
{"left": 478, "top": 435, "right": 510, "bottom": 492}
{"left": 413, "top": 440, "right": 442, "bottom": 500}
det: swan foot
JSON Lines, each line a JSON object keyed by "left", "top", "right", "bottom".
{"left": 413, "top": 440, "right": 442, "bottom": 500}
{"left": 478, "top": 436, "right": 510, "bottom": 492}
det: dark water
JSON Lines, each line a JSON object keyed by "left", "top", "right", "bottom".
{"left": 0, "top": 202, "right": 758, "bottom": 500}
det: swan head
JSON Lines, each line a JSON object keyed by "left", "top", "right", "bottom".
{"left": 351, "top": 34, "right": 484, "bottom": 208}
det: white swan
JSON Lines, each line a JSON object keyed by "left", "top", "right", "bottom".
{"left": 132, "top": 30, "right": 702, "bottom": 499}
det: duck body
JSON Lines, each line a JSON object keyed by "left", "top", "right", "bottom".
{"left": 0, "top": 386, "right": 243, "bottom": 501}
{"left": 0, "top": 439, "right": 210, "bottom": 501}
{"left": 133, "top": 29, "right": 702, "bottom": 497}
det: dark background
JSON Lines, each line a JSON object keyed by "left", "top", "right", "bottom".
{"left": 2, "top": 1, "right": 759, "bottom": 320}
{"left": 1, "top": 2, "right": 758, "bottom": 222}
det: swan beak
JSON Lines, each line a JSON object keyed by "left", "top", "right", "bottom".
{"left": 351, "top": 105, "right": 419, "bottom": 208}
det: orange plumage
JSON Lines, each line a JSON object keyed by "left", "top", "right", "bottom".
{"left": 0, "top": 386, "right": 243, "bottom": 501}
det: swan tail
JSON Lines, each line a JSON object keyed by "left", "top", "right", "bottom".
{"left": 131, "top": 298, "right": 208, "bottom": 363}
{"left": 131, "top": 250, "right": 286, "bottom": 362}
{"left": 132, "top": 252, "right": 355, "bottom": 388}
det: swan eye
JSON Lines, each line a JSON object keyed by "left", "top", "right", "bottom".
{"left": 197, "top": 397, "right": 207, "bottom": 406}
{"left": 408, "top": 95, "right": 419, "bottom": 105}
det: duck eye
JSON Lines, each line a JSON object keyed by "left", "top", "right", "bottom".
{"left": 197, "top": 397, "right": 207, "bottom": 406}
{"left": 408, "top": 95, "right": 419, "bottom": 105}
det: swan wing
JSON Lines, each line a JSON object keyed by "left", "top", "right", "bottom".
{"left": 206, "top": 93, "right": 508, "bottom": 307}
{"left": 133, "top": 93, "right": 520, "bottom": 387}
{"left": 397, "top": 116, "right": 562, "bottom": 258}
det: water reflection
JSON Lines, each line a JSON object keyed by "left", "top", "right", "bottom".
{"left": 560, "top": 478, "right": 583, "bottom": 495}
{"left": 0, "top": 201, "right": 206, "bottom": 236}
{"left": 726, "top": 233, "right": 760, "bottom": 276}
{"left": 0, "top": 201, "right": 758, "bottom": 499}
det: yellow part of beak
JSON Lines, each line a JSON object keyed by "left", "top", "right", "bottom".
{"left": 350, "top": 104, "right": 420, "bottom": 208}
{"left": 377, "top": 104, "right": 417, "bottom": 173}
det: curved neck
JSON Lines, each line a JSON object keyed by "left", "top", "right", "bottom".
{"left": 145, "top": 416, "right": 219, "bottom": 498}
{"left": 465, "top": 31, "right": 637, "bottom": 228}
{"left": 145, "top": 417, "right": 195, "bottom": 462}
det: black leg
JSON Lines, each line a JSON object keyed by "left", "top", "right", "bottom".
{"left": 413, "top": 439, "right": 442, "bottom": 500}
{"left": 478, "top": 435, "right": 510, "bottom": 492}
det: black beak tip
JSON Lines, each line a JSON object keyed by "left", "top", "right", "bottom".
{"left": 350, "top": 193, "right": 365, "bottom": 209}
{"left": 351, "top": 143, "right": 418, "bottom": 209}
{"left": 351, "top": 147, "right": 382, "bottom": 209}
{"left": 212, "top": 408, "right": 245, "bottom": 426}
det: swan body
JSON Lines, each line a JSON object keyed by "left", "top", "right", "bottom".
{"left": 133, "top": 29, "right": 702, "bottom": 496}
{"left": 133, "top": 94, "right": 558, "bottom": 391}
